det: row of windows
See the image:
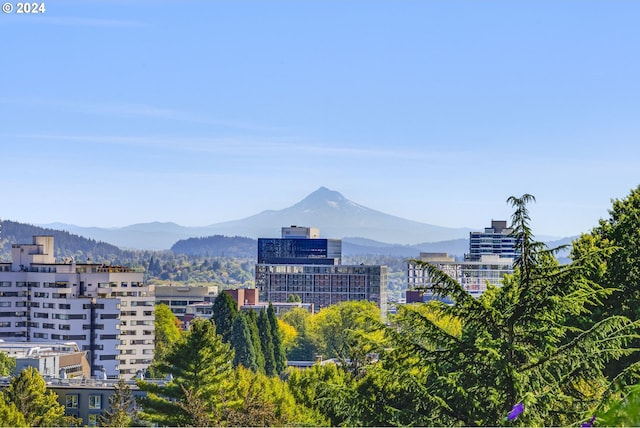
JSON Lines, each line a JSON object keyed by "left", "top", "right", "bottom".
{"left": 66, "top": 394, "right": 102, "bottom": 409}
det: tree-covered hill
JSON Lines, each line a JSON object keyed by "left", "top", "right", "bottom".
{"left": 171, "top": 235, "right": 257, "bottom": 258}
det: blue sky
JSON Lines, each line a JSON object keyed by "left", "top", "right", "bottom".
{"left": 1, "top": 1, "right": 639, "bottom": 238}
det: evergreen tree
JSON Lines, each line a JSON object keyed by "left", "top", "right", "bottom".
{"left": 246, "top": 309, "right": 266, "bottom": 373}
{"left": 334, "top": 195, "right": 640, "bottom": 426}
{"left": 137, "top": 318, "right": 234, "bottom": 426}
{"left": 258, "top": 309, "right": 276, "bottom": 375}
{"left": 5, "top": 367, "right": 81, "bottom": 427}
{"left": 98, "top": 379, "right": 136, "bottom": 427}
{"left": 211, "top": 291, "right": 238, "bottom": 343}
{"left": 267, "top": 303, "right": 287, "bottom": 374}
{"left": 231, "top": 313, "right": 258, "bottom": 371}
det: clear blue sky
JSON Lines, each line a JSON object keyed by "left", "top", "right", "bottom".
{"left": 1, "top": 1, "right": 639, "bottom": 238}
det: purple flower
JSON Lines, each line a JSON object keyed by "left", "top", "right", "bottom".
{"left": 581, "top": 415, "right": 597, "bottom": 427}
{"left": 507, "top": 402, "right": 524, "bottom": 421}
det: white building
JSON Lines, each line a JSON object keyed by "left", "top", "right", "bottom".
{"left": 0, "top": 236, "right": 154, "bottom": 378}
{"left": 407, "top": 252, "right": 514, "bottom": 301}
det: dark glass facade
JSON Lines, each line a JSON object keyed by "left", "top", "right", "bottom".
{"left": 257, "top": 238, "right": 342, "bottom": 265}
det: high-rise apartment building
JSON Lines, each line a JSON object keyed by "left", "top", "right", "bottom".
{"left": 466, "top": 220, "right": 520, "bottom": 261}
{"left": 0, "top": 236, "right": 154, "bottom": 378}
{"left": 255, "top": 227, "right": 387, "bottom": 313}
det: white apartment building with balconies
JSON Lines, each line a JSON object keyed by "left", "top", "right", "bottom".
{"left": 0, "top": 236, "right": 154, "bottom": 378}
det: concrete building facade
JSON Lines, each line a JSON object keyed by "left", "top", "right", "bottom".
{"left": 0, "top": 236, "right": 154, "bottom": 378}
{"left": 255, "top": 227, "right": 387, "bottom": 313}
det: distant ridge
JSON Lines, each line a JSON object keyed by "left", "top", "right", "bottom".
{"left": 0, "top": 220, "right": 126, "bottom": 262}
{"left": 41, "top": 187, "right": 473, "bottom": 250}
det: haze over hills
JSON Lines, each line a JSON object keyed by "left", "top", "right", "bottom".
{"left": 43, "top": 187, "right": 475, "bottom": 250}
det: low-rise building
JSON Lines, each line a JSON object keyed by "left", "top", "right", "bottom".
{"left": 155, "top": 284, "right": 218, "bottom": 321}
{"left": 0, "top": 341, "right": 90, "bottom": 378}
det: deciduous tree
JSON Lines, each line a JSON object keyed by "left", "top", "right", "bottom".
{"left": 5, "top": 367, "right": 81, "bottom": 427}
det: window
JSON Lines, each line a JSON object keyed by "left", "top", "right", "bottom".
{"left": 88, "top": 414, "right": 98, "bottom": 427}
{"left": 66, "top": 394, "right": 79, "bottom": 408}
{"left": 89, "top": 395, "right": 102, "bottom": 409}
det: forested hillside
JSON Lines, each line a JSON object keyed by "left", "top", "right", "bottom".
{"left": 171, "top": 235, "right": 257, "bottom": 258}
{"left": 0, "top": 220, "right": 126, "bottom": 262}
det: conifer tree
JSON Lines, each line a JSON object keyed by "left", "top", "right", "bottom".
{"left": 334, "top": 194, "right": 640, "bottom": 426}
{"left": 258, "top": 309, "right": 276, "bottom": 375}
{"left": 267, "top": 303, "right": 287, "bottom": 374}
{"left": 137, "top": 318, "right": 234, "bottom": 426}
{"left": 211, "top": 291, "right": 238, "bottom": 344}
{"left": 231, "top": 313, "right": 258, "bottom": 371}
{"left": 246, "top": 309, "right": 266, "bottom": 373}
{"left": 98, "top": 379, "right": 136, "bottom": 427}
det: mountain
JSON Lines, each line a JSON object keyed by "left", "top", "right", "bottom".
{"left": 203, "top": 187, "right": 472, "bottom": 245}
{"left": 43, "top": 187, "right": 474, "bottom": 250}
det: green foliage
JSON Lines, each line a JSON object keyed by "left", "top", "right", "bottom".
{"left": 286, "top": 364, "right": 354, "bottom": 426}
{"left": 231, "top": 314, "right": 258, "bottom": 371}
{"left": 137, "top": 318, "right": 234, "bottom": 426}
{"left": 334, "top": 194, "right": 640, "bottom": 426}
{"left": 211, "top": 291, "right": 238, "bottom": 344}
{"left": 0, "top": 393, "right": 26, "bottom": 428}
{"left": 148, "top": 304, "right": 182, "bottom": 377}
{"left": 308, "top": 300, "right": 383, "bottom": 364}
{"left": 597, "top": 383, "right": 640, "bottom": 426}
{"left": 287, "top": 293, "right": 302, "bottom": 302}
{"left": 5, "top": 367, "right": 81, "bottom": 427}
{"left": 281, "top": 307, "right": 319, "bottom": 360}
{"left": 0, "top": 352, "right": 16, "bottom": 376}
{"left": 245, "top": 309, "right": 266, "bottom": 373}
{"left": 258, "top": 309, "right": 276, "bottom": 375}
{"left": 268, "top": 303, "right": 287, "bottom": 374}
{"left": 571, "top": 185, "right": 640, "bottom": 376}
{"left": 98, "top": 379, "right": 136, "bottom": 427}
{"left": 225, "top": 366, "right": 329, "bottom": 427}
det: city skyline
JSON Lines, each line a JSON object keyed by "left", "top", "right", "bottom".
{"left": 2, "top": 1, "right": 640, "bottom": 238}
